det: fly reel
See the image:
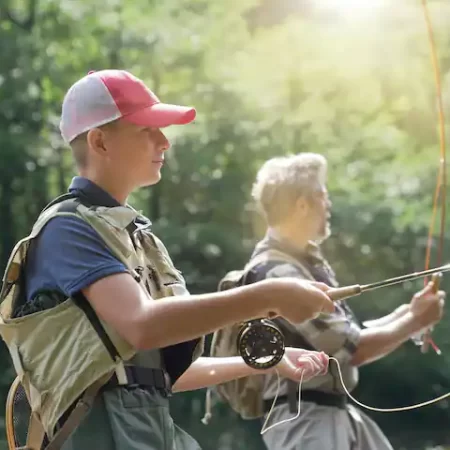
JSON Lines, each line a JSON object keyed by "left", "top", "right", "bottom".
{"left": 237, "top": 319, "right": 285, "bottom": 370}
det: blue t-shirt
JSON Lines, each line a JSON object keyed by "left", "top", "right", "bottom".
{"left": 25, "top": 177, "right": 129, "bottom": 301}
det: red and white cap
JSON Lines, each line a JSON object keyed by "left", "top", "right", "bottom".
{"left": 59, "top": 70, "right": 196, "bottom": 143}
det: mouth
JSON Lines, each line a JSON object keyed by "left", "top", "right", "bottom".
{"left": 152, "top": 160, "right": 164, "bottom": 165}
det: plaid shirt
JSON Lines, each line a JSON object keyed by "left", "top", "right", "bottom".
{"left": 246, "top": 231, "right": 361, "bottom": 398}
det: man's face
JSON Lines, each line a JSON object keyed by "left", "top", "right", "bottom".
{"left": 295, "top": 185, "right": 332, "bottom": 242}
{"left": 100, "top": 120, "right": 170, "bottom": 187}
{"left": 312, "top": 186, "right": 332, "bottom": 241}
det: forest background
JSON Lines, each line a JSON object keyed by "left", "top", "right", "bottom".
{"left": 1, "top": 1, "right": 450, "bottom": 449}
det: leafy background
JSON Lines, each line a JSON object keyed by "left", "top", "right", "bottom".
{"left": 1, "top": 0, "right": 450, "bottom": 448}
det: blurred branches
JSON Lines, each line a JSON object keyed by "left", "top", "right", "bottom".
{"left": 1, "top": 0, "right": 450, "bottom": 448}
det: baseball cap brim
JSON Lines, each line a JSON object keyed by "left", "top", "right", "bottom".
{"left": 122, "top": 103, "right": 196, "bottom": 128}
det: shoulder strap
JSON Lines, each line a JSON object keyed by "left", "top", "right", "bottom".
{"left": 41, "top": 191, "right": 93, "bottom": 213}
{"left": 41, "top": 193, "right": 79, "bottom": 212}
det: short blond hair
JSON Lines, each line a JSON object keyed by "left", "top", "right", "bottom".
{"left": 251, "top": 153, "right": 327, "bottom": 225}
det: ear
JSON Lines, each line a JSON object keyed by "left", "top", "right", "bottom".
{"left": 294, "top": 196, "right": 310, "bottom": 218}
{"left": 86, "top": 128, "right": 108, "bottom": 157}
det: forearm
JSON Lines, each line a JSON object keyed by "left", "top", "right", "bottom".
{"left": 351, "top": 310, "right": 422, "bottom": 366}
{"left": 86, "top": 273, "right": 332, "bottom": 352}
{"left": 173, "top": 356, "right": 262, "bottom": 392}
{"left": 133, "top": 283, "right": 272, "bottom": 350}
{"left": 362, "top": 304, "right": 410, "bottom": 328}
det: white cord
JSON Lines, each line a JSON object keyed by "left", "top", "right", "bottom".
{"left": 260, "top": 354, "right": 318, "bottom": 435}
{"left": 260, "top": 370, "right": 305, "bottom": 435}
{"left": 329, "top": 357, "right": 450, "bottom": 412}
{"left": 260, "top": 355, "right": 450, "bottom": 435}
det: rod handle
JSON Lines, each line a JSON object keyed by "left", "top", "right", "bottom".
{"left": 327, "top": 285, "right": 362, "bottom": 302}
{"left": 420, "top": 272, "right": 442, "bottom": 353}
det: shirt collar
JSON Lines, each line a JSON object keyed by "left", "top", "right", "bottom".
{"left": 68, "top": 176, "right": 122, "bottom": 208}
{"left": 67, "top": 176, "right": 152, "bottom": 231}
{"left": 259, "top": 228, "right": 322, "bottom": 264}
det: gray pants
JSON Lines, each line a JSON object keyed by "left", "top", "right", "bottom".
{"left": 262, "top": 401, "right": 393, "bottom": 450}
{"left": 61, "top": 387, "right": 202, "bottom": 450}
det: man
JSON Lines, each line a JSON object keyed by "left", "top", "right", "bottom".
{"left": 211, "top": 153, "right": 445, "bottom": 450}
{"left": 0, "top": 71, "right": 334, "bottom": 450}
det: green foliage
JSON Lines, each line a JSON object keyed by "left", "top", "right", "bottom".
{"left": 1, "top": 0, "right": 450, "bottom": 448}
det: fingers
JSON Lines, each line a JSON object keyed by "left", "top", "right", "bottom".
{"left": 415, "top": 289, "right": 446, "bottom": 306}
{"left": 321, "top": 296, "right": 336, "bottom": 314}
{"left": 309, "top": 282, "right": 335, "bottom": 314}
{"left": 316, "top": 351, "right": 330, "bottom": 375}
{"left": 414, "top": 281, "right": 443, "bottom": 299}
{"left": 281, "top": 350, "right": 330, "bottom": 383}
{"left": 289, "top": 350, "right": 329, "bottom": 379}
{"left": 310, "top": 281, "right": 331, "bottom": 292}
{"left": 299, "top": 351, "right": 329, "bottom": 376}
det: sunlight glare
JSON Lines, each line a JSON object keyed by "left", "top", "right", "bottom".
{"left": 317, "top": 0, "right": 387, "bottom": 18}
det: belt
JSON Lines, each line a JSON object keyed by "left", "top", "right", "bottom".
{"left": 263, "top": 389, "right": 347, "bottom": 412}
{"left": 103, "top": 366, "right": 172, "bottom": 397}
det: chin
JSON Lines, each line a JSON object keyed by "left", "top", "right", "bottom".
{"left": 316, "top": 225, "right": 331, "bottom": 243}
{"left": 140, "top": 172, "right": 162, "bottom": 187}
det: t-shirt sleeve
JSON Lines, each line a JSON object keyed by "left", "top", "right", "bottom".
{"left": 26, "top": 215, "right": 129, "bottom": 299}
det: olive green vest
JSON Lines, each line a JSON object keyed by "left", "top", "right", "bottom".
{"left": 0, "top": 197, "right": 204, "bottom": 439}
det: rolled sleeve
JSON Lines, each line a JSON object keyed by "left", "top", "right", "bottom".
{"left": 301, "top": 313, "right": 362, "bottom": 365}
{"left": 250, "top": 260, "right": 362, "bottom": 364}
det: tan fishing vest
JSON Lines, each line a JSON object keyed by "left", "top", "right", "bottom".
{"left": 0, "top": 198, "right": 204, "bottom": 439}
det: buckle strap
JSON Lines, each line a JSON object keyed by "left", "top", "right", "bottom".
{"left": 105, "top": 366, "right": 172, "bottom": 394}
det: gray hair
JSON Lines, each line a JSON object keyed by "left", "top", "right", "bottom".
{"left": 251, "top": 153, "right": 328, "bottom": 225}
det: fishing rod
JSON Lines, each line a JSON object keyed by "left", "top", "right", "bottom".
{"left": 327, "top": 263, "right": 450, "bottom": 301}
{"left": 238, "top": 264, "right": 449, "bottom": 369}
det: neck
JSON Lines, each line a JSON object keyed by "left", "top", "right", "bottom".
{"left": 270, "top": 221, "right": 311, "bottom": 251}
{"left": 79, "top": 169, "right": 132, "bottom": 205}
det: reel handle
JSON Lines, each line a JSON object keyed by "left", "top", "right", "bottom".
{"left": 420, "top": 272, "right": 442, "bottom": 354}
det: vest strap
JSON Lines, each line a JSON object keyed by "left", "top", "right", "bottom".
{"left": 24, "top": 412, "right": 45, "bottom": 450}
{"left": 44, "top": 375, "right": 112, "bottom": 450}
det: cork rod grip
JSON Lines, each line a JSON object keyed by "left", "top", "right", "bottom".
{"left": 327, "top": 284, "right": 362, "bottom": 302}
{"left": 265, "top": 284, "right": 363, "bottom": 319}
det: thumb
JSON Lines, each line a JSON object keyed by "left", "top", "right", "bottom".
{"left": 309, "top": 282, "right": 335, "bottom": 313}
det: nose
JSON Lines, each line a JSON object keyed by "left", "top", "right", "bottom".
{"left": 155, "top": 129, "right": 171, "bottom": 151}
